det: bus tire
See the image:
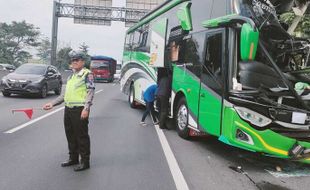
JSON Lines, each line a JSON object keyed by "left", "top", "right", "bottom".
{"left": 129, "top": 84, "right": 138, "bottom": 109}
{"left": 175, "top": 97, "right": 190, "bottom": 139}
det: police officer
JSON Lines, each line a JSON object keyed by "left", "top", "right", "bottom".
{"left": 43, "top": 51, "right": 95, "bottom": 172}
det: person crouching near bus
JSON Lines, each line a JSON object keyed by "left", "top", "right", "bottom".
{"left": 43, "top": 51, "right": 95, "bottom": 172}
{"left": 140, "top": 84, "right": 158, "bottom": 126}
{"left": 157, "top": 70, "right": 172, "bottom": 130}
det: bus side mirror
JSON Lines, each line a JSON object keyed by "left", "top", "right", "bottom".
{"left": 177, "top": 2, "right": 192, "bottom": 31}
{"left": 240, "top": 23, "right": 259, "bottom": 61}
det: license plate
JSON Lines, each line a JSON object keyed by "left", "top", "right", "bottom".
{"left": 292, "top": 112, "right": 307, "bottom": 124}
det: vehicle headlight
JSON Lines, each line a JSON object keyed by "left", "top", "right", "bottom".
{"left": 19, "top": 79, "right": 28, "bottom": 83}
{"left": 234, "top": 107, "right": 272, "bottom": 127}
{"left": 1, "top": 77, "right": 7, "bottom": 84}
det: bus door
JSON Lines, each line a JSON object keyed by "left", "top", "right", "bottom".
{"left": 198, "top": 29, "right": 225, "bottom": 136}
{"left": 173, "top": 32, "right": 205, "bottom": 131}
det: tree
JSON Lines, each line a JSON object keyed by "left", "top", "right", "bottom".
{"left": 0, "top": 21, "right": 40, "bottom": 66}
{"left": 57, "top": 47, "right": 72, "bottom": 70}
{"left": 79, "top": 42, "right": 91, "bottom": 69}
{"left": 280, "top": 12, "right": 310, "bottom": 37}
{"left": 37, "top": 37, "right": 51, "bottom": 64}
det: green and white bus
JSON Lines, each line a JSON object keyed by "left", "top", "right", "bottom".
{"left": 121, "top": 0, "right": 310, "bottom": 163}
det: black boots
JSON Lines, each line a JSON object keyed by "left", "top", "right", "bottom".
{"left": 61, "top": 158, "right": 90, "bottom": 171}
{"left": 74, "top": 161, "right": 90, "bottom": 172}
{"left": 61, "top": 159, "right": 79, "bottom": 167}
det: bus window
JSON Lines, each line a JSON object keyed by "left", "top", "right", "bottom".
{"left": 137, "top": 25, "right": 150, "bottom": 52}
{"left": 179, "top": 32, "right": 206, "bottom": 77}
{"left": 201, "top": 31, "right": 224, "bottom": 93}
{"left": 125, "top": 33, "right": 133, "bottom": 51}
{"left": 132, "top": 29, "right": 141, "bottom": 50}
{"left": 140, "top": 31, "right": 148, "bottom": 47}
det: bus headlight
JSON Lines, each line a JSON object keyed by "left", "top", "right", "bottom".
{"left": 234, "top": 107, "right": 272, "bottom": 127}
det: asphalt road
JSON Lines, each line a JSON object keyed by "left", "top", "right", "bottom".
{"left": 1, "top": 82, "right": 310, "bottom": 190}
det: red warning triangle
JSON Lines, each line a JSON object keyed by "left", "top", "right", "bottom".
{"left": 12, "top": 108, "right": 34, "bottom": 119}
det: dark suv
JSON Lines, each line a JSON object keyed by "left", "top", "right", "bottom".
{"left": 0, "top": 64, "right": 62, "bottom": 98}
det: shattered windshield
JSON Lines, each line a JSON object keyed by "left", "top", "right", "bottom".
{"left": 236, "top": 0, "right": 289, "bottom": 39}
{"left": 232, "top": 0, "right": 310, "bottom": 111}
{"left": 236, "top": 0, "right": 310, "bottom": 73}
{"left": 237, "top": 0, "right": 277, "bottom": 23}
{"left": 249, "top": 0, "right": 277, "bottom": 25}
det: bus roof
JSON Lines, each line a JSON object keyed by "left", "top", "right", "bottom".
{"left": 127, "top": 0, "right": 187, "bottom": 34}
{"left": 91, "top": 56, "right": 116, "bottom": 61}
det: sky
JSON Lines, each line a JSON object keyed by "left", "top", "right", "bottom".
{"left": 0, "top": 0, "right": 127, "bottom": 62}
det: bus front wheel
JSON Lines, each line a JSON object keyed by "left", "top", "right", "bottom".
{"left": 176, "top": 97, "right": 190, "bottom": 139}
{"left": 129, "top": 84, "right": 138, "bottom": 109}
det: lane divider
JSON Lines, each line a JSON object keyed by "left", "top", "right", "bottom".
{"left": 4, "top": 89, "right": 103, "bottom": 134}
{"left": 154, "top": 123, "right": 189, "bottom": 190}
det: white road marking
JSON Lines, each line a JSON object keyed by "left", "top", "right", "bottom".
{"left": 265, "top": 169, "right": 310, "bottom": 178}
{"left": 154, "top": 124, "right": 189, "bottom": 190}
{"left": 5, "top": 107, "right": 65, "bottom": 134}
{"left": 4, "top": 89, "right": 103, "bottom": 134}
{"left": 95, "top": 89, "right": 103, "bottom": 94}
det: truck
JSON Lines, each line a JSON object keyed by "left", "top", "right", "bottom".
{"left": 90, "top": 56, "right": 117, "bottom": 82}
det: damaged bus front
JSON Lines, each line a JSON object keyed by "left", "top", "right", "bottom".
{"left": 210, "top": 0, "right": 310, "bottom": 163}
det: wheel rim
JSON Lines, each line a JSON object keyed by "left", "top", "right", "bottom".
{"left": 177, "top": 105, "right": 188, "bottom": 130}
{"left": 129, "top": 88, "right": 134, "bottom": 104}
{"left": 42, "top": 86, "right": 47, "bottom": 97}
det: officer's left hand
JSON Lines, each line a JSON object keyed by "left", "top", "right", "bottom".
{"left": 81, "top": 109, "right": 89, "bottom": 120}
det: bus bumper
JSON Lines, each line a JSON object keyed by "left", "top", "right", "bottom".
{"left": 220, "top": 107, "right": 310, "bottom": 164}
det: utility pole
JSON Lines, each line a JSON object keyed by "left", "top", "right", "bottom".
{"left": 51, "top": 1, "right": 59, "bottom": 66}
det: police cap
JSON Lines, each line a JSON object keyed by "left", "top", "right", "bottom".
{"left": 69, "top": 51, "right": 87, "bottom": 61}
